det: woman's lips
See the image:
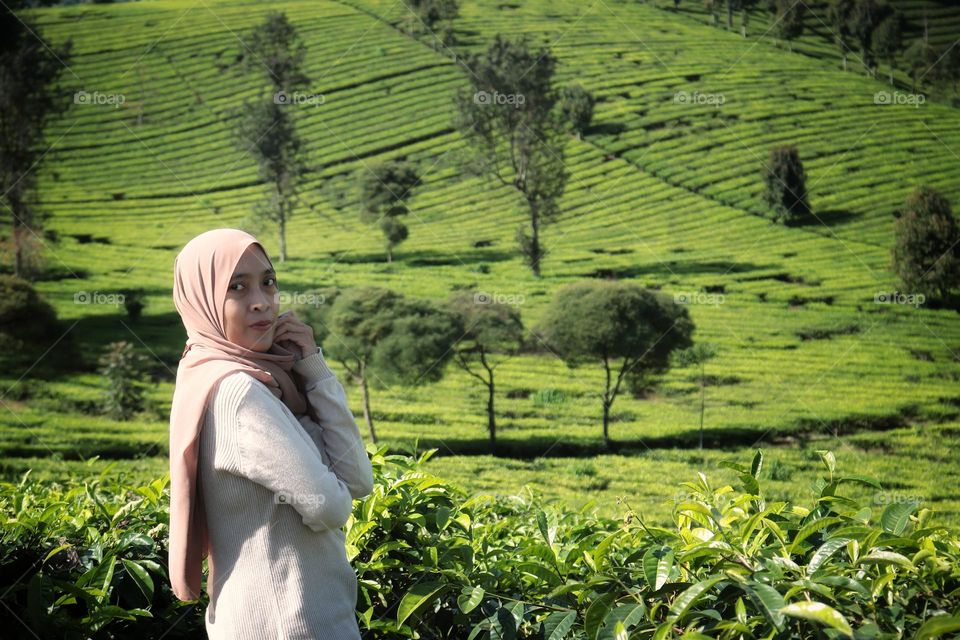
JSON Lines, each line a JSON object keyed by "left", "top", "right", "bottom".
{"left": 249, "top": 320, "right": 273, "bottom": 331}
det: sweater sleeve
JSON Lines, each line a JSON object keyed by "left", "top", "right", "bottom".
{"left": 293, "top": 349, "right": 375, "bottom": 500}
{"left": 215, "top": 372, "right": 356, "bottom": 533}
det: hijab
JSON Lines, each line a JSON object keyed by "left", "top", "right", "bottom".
{"left": 168, "top": 228, "right": 308, "bottom": 601}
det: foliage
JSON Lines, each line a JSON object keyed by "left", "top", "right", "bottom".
{"left": 559, "top": 85, "right": 595, "bottom": 139}
{"left": 4, "top": 449, "right": 959, "bottom": 638}
{"left": 97, "top": 341, "right": 150, "bottom": 421}
{"left": 891, "top": 185, "right": 960, "bottom": 302}
{"left": 762, "top": 145, "right": 812, "bottom": 225}
{"left": 359, "top": 160, "right": 421, "bottom": 262}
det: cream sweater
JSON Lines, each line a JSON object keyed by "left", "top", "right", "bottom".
{"left": 198, "top": 349, "right": 374, "bottom": 640}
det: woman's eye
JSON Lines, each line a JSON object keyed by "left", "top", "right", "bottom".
{"left": 229, "top": 282, "right": 243, "bottom": 291}
{"left": 265, "top": 277, "right": 277, "bottom": 287}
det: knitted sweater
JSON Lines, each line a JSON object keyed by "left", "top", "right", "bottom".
{"left": 198, "top": 349, "right": 374, "bottom": 639}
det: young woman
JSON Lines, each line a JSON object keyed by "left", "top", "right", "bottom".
{"left": 168, "top": 228, "right": 374, "bottom": 639}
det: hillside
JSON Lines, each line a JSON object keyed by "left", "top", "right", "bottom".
{"left": 4, "top": 0, "right": 959, "bottom": 524}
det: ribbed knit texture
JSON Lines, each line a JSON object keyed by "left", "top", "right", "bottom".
{"left": 198, "top": 350, "right": 374, "bottom": 639}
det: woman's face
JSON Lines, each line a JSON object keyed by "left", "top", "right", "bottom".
{"left": 223, "top": 244, "right": 279, "bottom": 352}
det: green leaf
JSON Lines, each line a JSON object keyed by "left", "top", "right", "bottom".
{"left": 858, "top": 550, "right": 914, "bottom": 569}
{"left": 643, "top": 546, "right": 673, "bottom": 591}
{"left": 807, "top": 537, "right": 851, "bottom": 575}
{"left": 780, "top": 601, "right": 853, "bottom": 638}
{"left": 542, "top": 610, "right": 576, "bottom": 640}
{"left": 751, "top": 450, "right": 763, "bottom": 479}
{"left": 740, "top": 581, "right": 786, "bottom": 631}
{"left": 457, "top": 585, "right": 484, "bottom": 614}
{"left": 881, "top": 501, "right": 918, "bottom": 535}
{"left": 397, "top": 581, "right": 448, "bottom": 627}
{"left": 816, "top": 450, "right": 835, "bottom": 476}
{"left": 585, "top": 592, "right": 616, "bottom": 640}
{"left": 121, "top": 559, "right": 154, "bottom": 603}
{"left": 914, "top": 615, "right": 960, "bottom": 639}
{"left": 668, "top": 576, "right": 725, "bottom": 622}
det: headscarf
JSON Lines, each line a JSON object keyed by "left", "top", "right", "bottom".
{"left": 168, "top": 228, "right": 308, "bottom": 601}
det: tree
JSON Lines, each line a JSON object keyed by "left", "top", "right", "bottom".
{"left": 559, "top": 85, "right": 595, "bottom": 140}
{"left": 738, "top": 0, "right": 760, "bottom": 37}
{"left": 705, "top": 0, "right": 719, "bottom": 26}
{"left": 237, "top": 12, "right": 311, "bottom": 263}
{"left": 905, "top": 39, "right": 938, "bottom": 93}
{"left": 537, "top": 280, "right": 694, "bottom": 449}
{"left": 892, "top": 186, "right": 960, "bottom": 303}
{"left": 774, "top": 0, "right": 805, "bottom": 52}
{"left": 98, "top": 341, "right": 150, "bottom": 421}
{"left": 872, "top": 9, "right": 904, "bottom": 85}
{"left": 359, "top": 160, "right": 421, "bottom": 262}
{"left": 444, "top": 290, "right": 524, "bottom": 455}
{"left": 317, "top": 287, "right": 460, "bottom": 443}
{"left": 405, "top": 0, "right": 458, "bottom": 45}
{"left": 827, "top": 0, "right": 856, "bottom": 71}
{"left": 0, "top": 1, "right": 73, "bottom": 278}
{"left": 0, "top": 274, "right": 78, "bottom": 374}
{"left": 762, "top": 145, "right": 812, "bottom": 224}
{"left": 672, "top": 343, "right": 719, "bottom": 451}
{"left": 849, "top": 0, "right": 888, "bottom": 77}
{"left": 453, "top": 34, "right": 570, "bottom": 278}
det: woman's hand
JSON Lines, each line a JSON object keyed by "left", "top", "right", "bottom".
{"left": 273, "top": 310, "right": 318, "bottom": 360}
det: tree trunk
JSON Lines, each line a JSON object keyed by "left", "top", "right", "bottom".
{"left": 726, "top": 3, "right": 733, "bottom": 29}
{"left": 278, "top": 203, "right": 287, "bottom": 263}
{"left": 699, "top": 363, "right": 706, "bottom": 451}
{"left": 888, "top": 63, "right": 894, "bottom": 86}
{"left": 529, "top": 200, "right": 542, "bottom": 278}
{"left": 602, "top": 398, "right": 610, "bottom": 449}
{"left": 487, "top": 377, "right": 496, "bottom": 455}
{"left": 358, "top": 366, "right": 377, "bottom": 443}
{"left": 842, "top": 52, "right": 847, "bottom": 71}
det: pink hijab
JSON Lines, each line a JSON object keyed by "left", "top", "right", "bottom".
{"left": 168, "top": 228, "right": 309, "bottom": 601}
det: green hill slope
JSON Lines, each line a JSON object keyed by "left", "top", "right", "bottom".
{"left": 6, "top": 0, "right": 959, "bottom": 523}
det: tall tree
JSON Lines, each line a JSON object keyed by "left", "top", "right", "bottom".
{"left": 762, "top": 145, "right": 812, "bottom": 225}
{"left": 892, "top": 186, "right": 960, "bottom": 303}
{"left": 774, "top": 0, "right": 805, "bottom": 52}
{"left": 850, "top": 0, "right": 888, "bottom": 77}
{"left": 444, "top": 290, "right": 524, "bottom": 455}
{"left": 537, "top": 280, "right": 694, "bottom": 449}
{"left": 359, "top": 160, "right": 421, "bottom": 263}
{"left": 454, "top": 34, "right": 569, "bottom": 278}
{"left": 237, "top": 11, "right": 311, "bottom": 263}
{"left": 827, "top": 0, "right": 856, "bottom": 71}
{"left": 0, "top": 1, "right": 73, "bottom": 278}
{"left": 872, "top": 9, "right": 904, "bottom": 85}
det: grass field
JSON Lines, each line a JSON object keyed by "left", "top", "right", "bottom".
{"left": 3, "top": 0, "right": 959, "bottom": 529}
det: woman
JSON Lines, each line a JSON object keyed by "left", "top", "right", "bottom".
{"left": 168, "top": 228, "right": 374, "bottom": 639}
